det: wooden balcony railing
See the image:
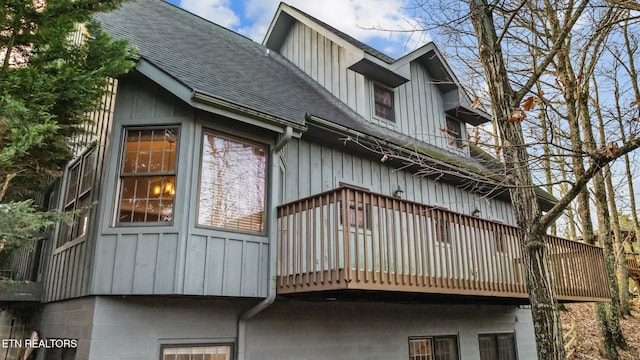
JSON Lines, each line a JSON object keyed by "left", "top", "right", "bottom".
{"left": 276, "top": 186, "right": 610, "bottom": 302}
{"left": 628, "top": 254, "right": 640, "bottom": 280}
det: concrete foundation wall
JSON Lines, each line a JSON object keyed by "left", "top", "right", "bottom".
{"left": 87, "top": 297, "right": 253, "bottom": 360}
{"left": 31, "top": 296, "right": 538, "bottom": 360}
{"left": 247, "top": 301, "right": 537, "bottom": 360}
{"left": 37, "top": 297, "right": 96, "bottom": 360}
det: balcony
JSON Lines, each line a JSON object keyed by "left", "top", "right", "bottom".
{"left": 628, "top": 254, "right": 640, "bottom": 280}
{"left": 276, "top": 186, "right": 610, "bottom": 303}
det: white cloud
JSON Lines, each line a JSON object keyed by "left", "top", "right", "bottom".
{"left": 179, "top": 0, "right": 430, "bottom": 57}
{"left": 179, "top": 0, "right": 240, "bottom": 28}
{"left": 239, "top": 0, "right": 428, "bottom": 54}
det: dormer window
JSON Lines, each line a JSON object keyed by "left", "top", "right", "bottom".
{"left": 373, "top": 84, "right": 395, "bottom": 122}
{"left": 446, "top": 117, "right": 464, "bottom": 149}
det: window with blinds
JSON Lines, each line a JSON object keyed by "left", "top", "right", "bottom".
{"left": 161, "top": 344, "right": 232, "bottom": 360}
{"left": 478, "top": 333, "right": 517, "bottom": 360}
{"left": 117, "top": 127, "right": 179, "bottom": 224}
{"left": 197, "top": 131, "right": 266, "bottom": 233}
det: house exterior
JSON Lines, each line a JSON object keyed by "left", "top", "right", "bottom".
{"left": 0, "top": 1, "right": 610, "bottom": 359}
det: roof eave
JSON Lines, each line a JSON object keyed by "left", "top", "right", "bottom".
{"left": 192, "top": 91, "right": 307, "bottom": 134}
{"left": 348, "top": 54, "right": 409, "bottom": 88}
{"left": 135, "top": 58, "right": 306, "bottom": 135}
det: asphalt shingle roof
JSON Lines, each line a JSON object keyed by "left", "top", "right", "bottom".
{"left": 94, "top": 0, "right": 554, "bottom": 208}
{"left": 95, "top": 0, "right": 360, "bottom": 128}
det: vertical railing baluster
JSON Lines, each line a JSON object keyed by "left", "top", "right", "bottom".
{"left": 412, "top": 202, "right": 421, "bottom": 287}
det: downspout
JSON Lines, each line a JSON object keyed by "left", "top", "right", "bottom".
{"left": 237, "top": 126, "right": 292, "bottom": 360}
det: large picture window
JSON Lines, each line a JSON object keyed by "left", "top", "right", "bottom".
{"left": 198, "top": 131, "right": 266, "bottom": 233}
{"left": 117, "top": 127, "right": 178, "bottom": 224}
{"left": 409, "top": 336, "right": 459, "bottom": 360}
{"left": 161, "top": 344, "right": 232, "bottom": 360}
{"left": 58, "top": 148, "right": 96, "bottom": 246}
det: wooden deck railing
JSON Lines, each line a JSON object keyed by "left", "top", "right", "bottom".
{"left": 628, "top": 254, "right": 640, "bottom": 279}
{"left": 276, "top": 186, "right": 610, "bottom": 302}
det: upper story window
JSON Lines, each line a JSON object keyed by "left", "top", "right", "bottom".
{"left": 197, "top": 131, "right": 266, "bottom": 234}
{"left": 446, "top": 117, "right": 464, "bottom": 149}
{"left": 409, "top": 335, "right": 459, "bottom": 360}
{"left": 374, "top": 83, "right": 395, "bottom": 122}
{"left": 58, "top": 148, "right": 97, "bottom": 247}
{"left": 117, "top": 127, "right": 179, "bottom": 224}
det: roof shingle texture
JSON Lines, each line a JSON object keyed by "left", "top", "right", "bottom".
{"left": 95, "top": 0, "right": 361, "bottom": 127}
{"left": 94, "top": 0, "right": 517, "bottom": 196}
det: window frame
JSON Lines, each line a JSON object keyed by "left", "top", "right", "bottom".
{"left": 57, "top": 147, "right": 97, "bottom": 248}
{"left": 478, "top": 332, "right": 518, "bottom": 360}
{"left": 430, "top": 207, "right": 452, "bottom": 245}
{"left": 159, "top": 343, "right": 234, "bottom": 360}
{"left": 195, "top": 129, "right": 268, "bottom": 235}
{"left": 445, "top": 117, "right": 464, "bottom": 149}
{"left": 115, "top": 126, "right": 180, "bottom": 226}
{"left": 338, "top": 200, "right": 372, "bottom": 229}
{"left": 373, "top": 83, "right": 396, "bottom": 123}
{"left": 409, "top": 335, "right": 459, "bottom": 360}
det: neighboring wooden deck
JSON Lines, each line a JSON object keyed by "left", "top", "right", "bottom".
{"left": 276, "top": 186, "right": 611, "bottom": 302}
{"left": 628, "top": 254, "right": 640, "bottom": 280}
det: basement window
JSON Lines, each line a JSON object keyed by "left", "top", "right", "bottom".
{"left": 478, "top": 333, "right": 517, "bottom": 360}
{"left": 409, "top": 335, "right": 459, "bottom": 360}
{"left": 161, "top": 344, "right": 233, "bottom": 360}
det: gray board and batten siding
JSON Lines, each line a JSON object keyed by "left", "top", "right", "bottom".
{"left": 276, "top": 20, "right": 469, "bottom": 155}
{"left": 45, "top": 73, "right": 513, "bottom": 302}
{"left": 87, "top": 75, "right": 274, "bottom": 299}
{"left": 283, "top": 137, "right": 516, "bottom": 226}
{"left": 42, "top": 79, "right": 118, "bottom": 302}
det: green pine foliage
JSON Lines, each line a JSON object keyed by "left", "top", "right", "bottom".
{"left": 0, "top": 0, "right": 135, "bottom": 250}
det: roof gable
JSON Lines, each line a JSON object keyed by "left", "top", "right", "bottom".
{"left": 263, "top": 3, "right": 490, "bottom": 125}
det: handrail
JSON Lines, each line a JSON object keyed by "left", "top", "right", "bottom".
{"left": 277, "top": 186, "right": 611, "bottom": 301}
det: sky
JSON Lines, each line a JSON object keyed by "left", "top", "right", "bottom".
{"left": 166, "top": 0, "right": 430, "bottom": 58}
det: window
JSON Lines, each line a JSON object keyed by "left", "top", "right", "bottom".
{"left": 409, "top": 336, "right": 459, "bottom": 360}
{"left": 58, "top": 149, "right": 97, "bottom": 246}
{"left": 198, "top": 131, "right": 266, "bottom": 233}
{"left": 339, "top": 201, "right": 371, "bottom": 229}
{"left": 445, "top": 117, "right": 463, "bottom": 149}
{"left": 495, "top": 231, "right": 507, "bottom": 253}
{"left": 117, "top": 127, "right": 178, "bottom": 224}
{"left": 434, "top": 217, "right": 452, "bottom": 244}
{"left": 161, "top": 344, "right": 232, "bottom": 360}
{"left": 374, "top": 83, "right": 395, "bottom": 122}
{"left": 479, "top": 333, "right": 517, "bottom": 360}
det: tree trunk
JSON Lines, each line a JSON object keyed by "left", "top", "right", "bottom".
{"left": 468, "top": 1, "right": 565, "bottom": 358}
{"left": 580, "top": 82, "right": 627, "bottom": 351}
